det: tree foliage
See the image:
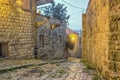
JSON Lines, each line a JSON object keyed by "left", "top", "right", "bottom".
{"left": 43, "top": 1, "right": 70, "bottom": 22}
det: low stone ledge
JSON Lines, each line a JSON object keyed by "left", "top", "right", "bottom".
{"left": 0, "top": 59, "right": 67, "bottom": 74}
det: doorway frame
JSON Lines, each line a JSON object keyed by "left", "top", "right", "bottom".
{"left": 0, "top": 42, "right": 9, "bottom": 58}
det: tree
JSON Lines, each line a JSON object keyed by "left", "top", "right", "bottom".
{"left": 43, "top": 1, "right": 70, "bottom": 22}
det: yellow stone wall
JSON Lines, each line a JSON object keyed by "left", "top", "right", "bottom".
{"left": 82, "top": 14, "right": 88, "bottom": 61}
{"left": 0, "top": 0, "right": 35, "bottom": 58}
{"left": 109, "top": 0, "right": 120, "bottom": 79}
{"left": 82, "top": 0, "right": 120, "bottom": 79}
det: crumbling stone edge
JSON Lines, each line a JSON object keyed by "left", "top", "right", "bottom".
{"left": 0, "top": 59, "right": 67, "bottom": 74}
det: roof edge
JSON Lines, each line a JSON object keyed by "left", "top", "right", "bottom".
{"left": 86, "top": 0, "right": 92, "bottom": 13}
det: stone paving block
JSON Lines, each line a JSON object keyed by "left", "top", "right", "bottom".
{"left": 0, "top": 58, "right": 94, "bottom": 80}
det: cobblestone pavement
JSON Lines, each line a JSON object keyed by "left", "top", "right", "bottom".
{"left": 0, "top": 58, "right": 94, "bottom": 80}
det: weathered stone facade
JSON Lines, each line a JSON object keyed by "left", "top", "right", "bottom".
{"left": 68, "top": 34, "right": 80, "bottom": 58}
{"left": 82, "top": 0, "right": 120, "bottom": 79}
{"left": 0, "top": 0, "right": 36, "bottom": 58}
{"left": 66, "top": 28, "right": 81, "bottom": 58}
{"left": 36, "top": 15, "right": 67, "bottom": 59}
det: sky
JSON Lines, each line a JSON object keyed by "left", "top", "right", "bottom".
{"left": 54, "top": 0, "right": 89, "bottom": 31}
{"left": 37, "top": 0, "right": 89, "bottom": 31}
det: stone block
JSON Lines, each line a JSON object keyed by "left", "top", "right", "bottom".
{"left": 109, "top": 62, "right": 116, "bottom": 71}
{"left": 116, "top": 62, "right": 120, "bottom": 72}
{"left": 110, "top": 32, "right": 118, "bottom": 40}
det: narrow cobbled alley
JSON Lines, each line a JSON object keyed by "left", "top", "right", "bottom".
{"left": 0, "top": 0, "right": 120, "bottom": 79}
{"left": 0, "top": 58, "right": 94, "bottom": 80}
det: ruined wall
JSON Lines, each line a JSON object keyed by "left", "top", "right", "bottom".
{"left": 82, "top": 0, "right": 120, "bottom": 79}
{"left": 0, "top": 0, "right": 35, "bottom": 58}
{"left": 36, "top": 16, "right": 67, "bottom": 59}
{"left": 36, "top": 26, "right": 51, "bottom": 59}
{"left": 51, "top": 24, "right": 67, "bottom": 59}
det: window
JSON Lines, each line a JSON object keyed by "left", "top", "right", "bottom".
{"left": 39, "top": 35, "right": 44, "bottom": 48}
{"left": 0, "top": 0, "right": 10, "bottom": 4}
{"left": 21, "top": 0, "right": 32, "bottom": 11}
{"left": 59, "top": 35, "right": 62, "bottom": 43}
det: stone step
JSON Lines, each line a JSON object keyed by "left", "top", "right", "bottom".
{"left": 0, "top": 59, "right": 67, "bottom": 74}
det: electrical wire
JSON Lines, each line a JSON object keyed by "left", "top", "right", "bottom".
{"left": 62, "top": 0, "right": 85, "bottom": 12}
{"left": 37, "top": 1, "right": 83, "bottom": 29}
{"left": 69, "top": 21, "right": 81, "bottom": 27}
{"left": 70, "top": 11, "right": 82, "bottom": 16}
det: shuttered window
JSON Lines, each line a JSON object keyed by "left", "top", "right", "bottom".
{"left": 22, "top": 0, "right": 31, "bottom": 11}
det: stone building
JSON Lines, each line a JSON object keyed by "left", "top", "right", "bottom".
{"left": 82, "top": 0, "right": 120, "bottom": 79}
{"left": 0, "top": 0, "right": 37, "bottom": 59}
{"left": 36, "top": 15, "right": 67, "bottom": 59}
{"left": 66, "top": 28, "right": 81, "bottom": 58}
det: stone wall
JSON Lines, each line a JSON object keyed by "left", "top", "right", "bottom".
{"left": 51, "top": 24, "right": 67, "bottom": 59}
{"left": 109, "top": 0, "right": 120, "bottom": 79}
{"left": 82, "top": 14, "right": 87, "bottom": 60}
{"left": 82, "top": 0, "right": 120, "bottom": 79}
{"left": 0, "top": 0, "right": 35, "bottom": 58}
{"left": 36, "top": 15, "right": 67, "bottom": 59}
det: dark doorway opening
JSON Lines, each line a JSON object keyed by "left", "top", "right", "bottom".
{"left": 0, "top": 44, "right": 2, "bottom": 57}
{"left": 0, "top": 43, "right": 8, "bottom": 57}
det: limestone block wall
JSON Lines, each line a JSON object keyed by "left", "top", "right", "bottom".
{"left": 89, "top": 0, "right": 110, "bottom": 75}
{"left": 108, "top": 0, "right": 120, "bottom": 79}
{"left": 82, "top": 0, "right": 120, "bottom": 79}
{"left": 79, "top": 37, "right": 82, "bottom": 58}
{"left": 82, "top": 14, "right": 87, "bottom": 60}
{"left": 0, "top": 1, "right": 35, "bottom": 58}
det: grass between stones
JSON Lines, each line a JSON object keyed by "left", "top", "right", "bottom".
{"left": 80, "top": 60, "right": 95, "bottom": 70}
{"left": 80, "top": 59, "right": 99, "bottom": 80}
{"left": 50, "top": 68, "right": 68, "bottom": 78}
